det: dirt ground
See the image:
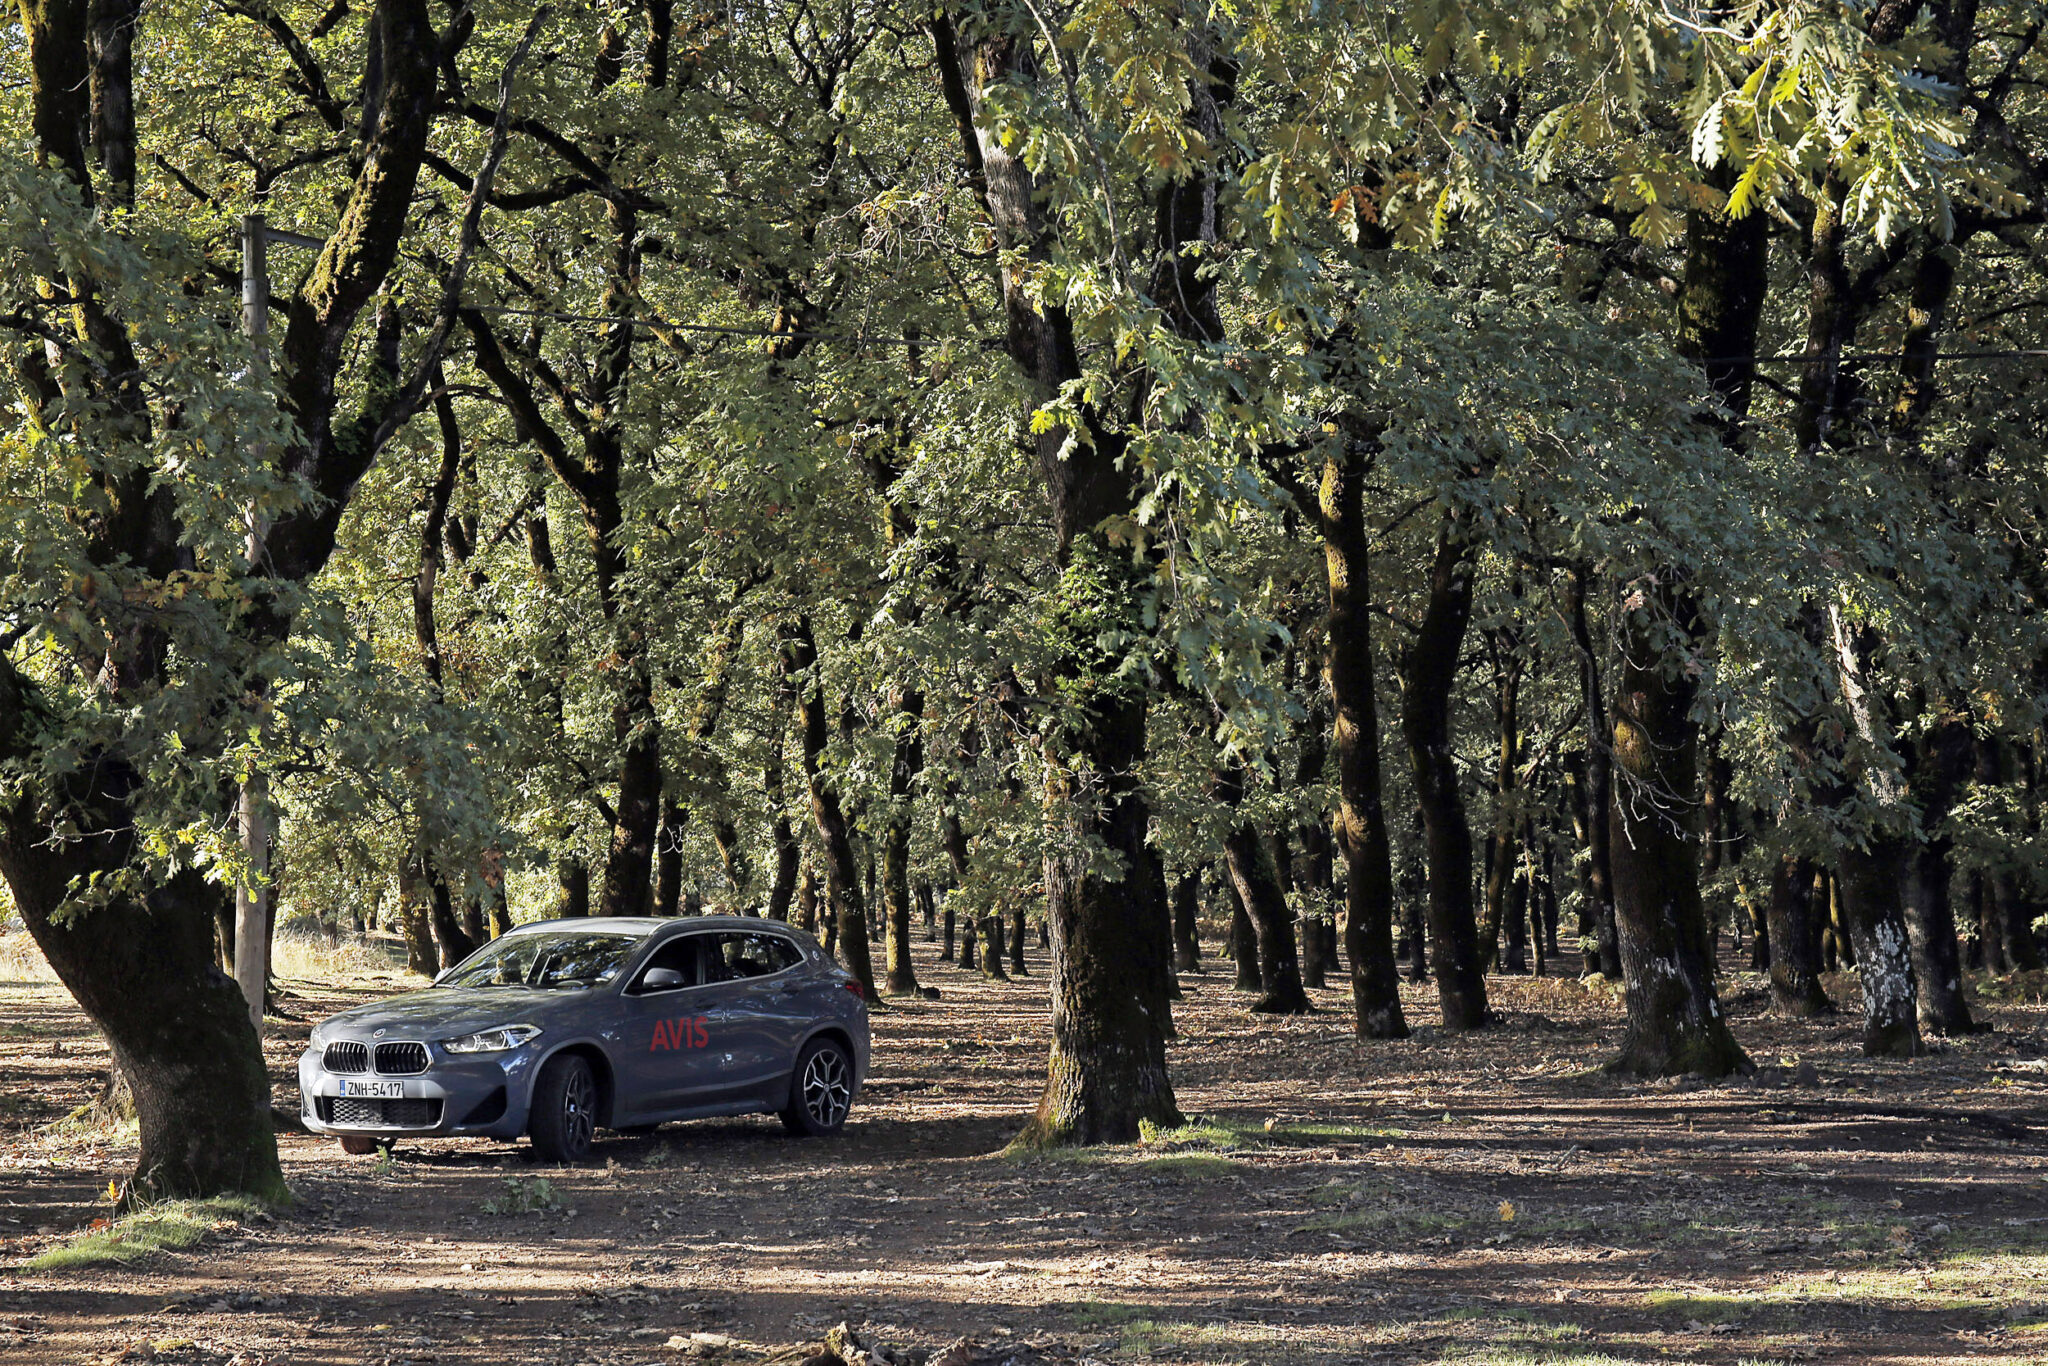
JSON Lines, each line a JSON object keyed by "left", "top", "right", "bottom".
{"left": 4, "top": 929, "right": 2048, "bottom": 1366}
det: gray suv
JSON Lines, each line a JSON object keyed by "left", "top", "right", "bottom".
{"left": 298, "top": 917, "right": 870, "bottom": 1161}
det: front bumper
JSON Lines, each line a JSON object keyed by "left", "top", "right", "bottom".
{"left": 298, "top": 1043, "right": 540, "bottom": 1141}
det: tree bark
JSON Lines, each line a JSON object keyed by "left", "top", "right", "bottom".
{"left": 1599, "top": 153, "right": 1768, "bottom": 1078}
{"left": 1223, "top": 820, "right": 1310, "bottom": 1013}
{"left": 1009, "top": 903, "right": 1029, "bottom": 977}
{"left": 1398, "top": 512, "right": 1490, "bottom": 1030}
{"left": 797, "top": 861, "right": 820, "bottom": 937}
{"left": 555, "top": 856, "right": 590, "bottom": 918}
{"left": 1320, "top": 436, "right": 1408, "bottom": 1037}
{"left": 1480, "top": 621, "right": 1524, "bottom": 972}
{"left": 1563, "top": 568, "right": 1622, "bottom": 977}
{"left": 881, "top": 687, "right": 924, "bottom": 995}
{"left": 784, "top": 618, "right": 878, "bottom": 997}
{"left": 654, "top": 798, "right": 685, "bottom": 917}
{"left": 396, "top": 857, "right": 439, "bottom": 977}
{"left": 1902, "top": 720, "right": 1975, "bottom": 1034}
{"left": 1606, "top": 593, "right": 1748, "bottom": 1076}
{"left": 1228, "top": 876, "right": 1262, "bottom": 991}
{"left": 1768, "top": 855, "right": 1833, "bottom": 1015}
{"left": 1172, "top": 868, "right": 1204, "bottom": 971}
{"left": 981, "top": 911, "right": 1010, "bottom": 980}
{"left": 3, "top": 860, "right": 289, "bottom": 1205}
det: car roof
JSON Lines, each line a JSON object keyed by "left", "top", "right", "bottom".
{"left": 504, "top": 916, "right": 804, "bottom": 939}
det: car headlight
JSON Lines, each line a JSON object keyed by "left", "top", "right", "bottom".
{"left": 440, "top": 1024, "right": 542, "bottom": 1054}
{"left": 309, "top": 1021, "right": 330, "bottom": 1047}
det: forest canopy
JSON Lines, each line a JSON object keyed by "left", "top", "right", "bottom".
{"left": 1, "top": 0, "right": 2043, "bottom": 1198}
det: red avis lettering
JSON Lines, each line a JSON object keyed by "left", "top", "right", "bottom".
{"left": 650, "top": 1016, "right": 710, "bottom": 1050}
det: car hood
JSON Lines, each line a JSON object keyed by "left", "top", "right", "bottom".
{"left": 317, "top": 987, "right": 591, "bottom": 1040}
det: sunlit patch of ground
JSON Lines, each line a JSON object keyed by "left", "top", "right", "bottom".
{"left": 3, "top": 928, "right": 2046, "bottom": 1365}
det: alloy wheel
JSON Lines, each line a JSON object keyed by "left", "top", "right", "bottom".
{"left": 562, "top": 1064, "right": 596, "bottom": 1153}
{"left": 801, "top": 1047, "right": 851, "bottom": 1128}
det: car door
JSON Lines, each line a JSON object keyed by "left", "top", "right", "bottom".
{"left": 614, "top": 936, "right": 733, "bottom": 1118}
{"left": 696, "top": 930, "right": 798, "bottom": 1097}
{"left": 732, "top": 931, "right": 812, "bottom": 1086}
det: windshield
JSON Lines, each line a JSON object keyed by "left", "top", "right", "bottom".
{"left": 441, "top": 932, "right": 641, "bottom": 990}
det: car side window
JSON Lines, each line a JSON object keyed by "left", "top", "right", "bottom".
{"left": 750, "top": 934, "right": 803, "bottom": 975}
{"left": 711, "top": 931, "right": 801, "bottom": 979}
{"left": 630, "top": 937, "right": 702, "bottom": 993}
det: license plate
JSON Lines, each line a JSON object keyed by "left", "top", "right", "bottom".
{"left": 339, "top": 1079, "right": 406, "bottom": 1099}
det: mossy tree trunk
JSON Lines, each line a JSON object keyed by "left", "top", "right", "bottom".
{"left": 1320, "top": 433, "right": 1408, "bottom": 1037}
{"left": 1398, "top": 512, "right": 1491, "bottom": 1031}
{"left": 4, "top": 0, "right": 458, "bottom": 1201}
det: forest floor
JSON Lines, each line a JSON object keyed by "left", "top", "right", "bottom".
{"left": 3, "top": 930, "right": 2048, "bottom": 1366}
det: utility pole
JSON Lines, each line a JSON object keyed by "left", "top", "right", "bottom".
{"left": 234, "top": 212, "right": 323, "bottom": 1035}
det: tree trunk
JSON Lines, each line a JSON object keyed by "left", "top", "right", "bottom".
{"left": 1227, "top": 874, "right": 1261, "bottom": 991}
{"left": 1480, "top": 633, "right": 1523, "bottom": 972}
{"left": 797, "top": 860, "right": 820, "bottom": 936}
{"left": 764, "top": 757, "right": 800, "bottom": 923}
{"left": 1502, "top": 830, "right": 1530, "bottom": 975}
{"left": 1172, "top": 868, "right": 1204, "bottom": 971}
{"left": 1902, "top": 719, "right": 1975, "bottom": 1034}
{"left": 396, "top": 858, "right": 438, "bottom": 977}
{"left": 882, "top": 816, "right": 920, "bottom": 995}
{"left": 6, "top": 864, "right": 289, "bottom": 1205}
{"left": 1605, "top": 594, "right": 1748, "bottom": 1076}
{"left": 555, "top": 856, "right": 589, "bottom": 918}
{"left": 1009, "top": 903, "right": 1029, "bottom": 977}
{"left": 427, "top": 864, "right": 476, "bottom": 971}
{"left": 786, "top": 617, "right": 878, "bottom": 997}
{"left": 460, "top": 896, "right": 486, "bottom": 946}
{"left": 654, "top": 798, "right": 684, "bottom": 917}
{"left": 1398, "top": 513, "right": 1491, "bottom": 1030}
{"left": 934, "top": 9, "right": 1180, "bottom": 1146}
{"left": 1831, "top": 839, "right": 1923, "bottom": 1056}
{"left": 959, "top": 905, "right": 979, "bottom": 970}
{"left": 981, "top": 911, "right": 1009, "bottom": 980}
{"left": 879, "top": 685, "right": 923, "bottom": 998}
{"left": 1320, "top": 437, "right": 1408, "bottom": 1037}
{"left": 1563, "top": 570, "right": 1622, "bottom": 978}
{"left": 1967, "top": 875, "right": 1999, "bottom": 971}
{"left": 1599, "top": 152, "right": 1767, "bottom": 1078}
{"left": 1995, "top": 873, "right": 2043, "bottom": 971}
{"left": 1221, "top": 813, "right": 1310, "bottom": 1013}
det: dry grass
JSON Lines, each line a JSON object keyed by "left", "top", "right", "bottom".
{"left": 268, "top": 928, "right": 410, "bottom": 984}
{"left": 0, "top": 924, "right": 411, "bottom": 989}
{"left": 0, "top": 927, "right": 59, "bottom": 983}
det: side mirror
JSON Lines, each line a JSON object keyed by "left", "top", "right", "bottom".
{"left": 639, "top": 967, "right": 686, "bottom": 992}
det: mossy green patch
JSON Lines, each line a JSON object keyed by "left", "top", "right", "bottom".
{"left": 20, "top": 1196, "right": 264, "bottom": 1272}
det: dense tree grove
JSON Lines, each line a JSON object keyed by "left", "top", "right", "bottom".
{"left": 2, "top": 0, "right": 2044, "bottom": 1198}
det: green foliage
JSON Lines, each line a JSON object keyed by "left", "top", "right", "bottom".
{"left": 481, "top": 1175, "right": 568, "bottom": 1215}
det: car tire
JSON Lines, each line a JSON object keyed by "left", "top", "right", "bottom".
{"left": 338, "top": 1135, "right": 382, "bottom": 1156}
{"left": 779, "top": 1037, "right": 854, "bottom": 1137}
{"left": 528, "top": 1053, "right": 599, "bottom": 1163}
